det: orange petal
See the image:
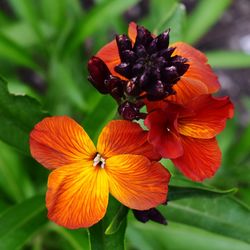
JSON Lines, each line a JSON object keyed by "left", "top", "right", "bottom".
{"left": 128, "top": 22, "right": 137, "bottom": 43}
{"left": 178, "top": 95, "right": 234, "bottom": 139}
{"left": 30, "top": 116, "right": 96, "bottom": 169}
{"left": 172, "top": 136, "right": 221, "bottom": 181}
{"left": 106, "top": 155, "right": 170, "bottom": 210}
{"left": 97, "top": 120, "right": 161, "bottom": 161}
{"left": 96, "top": 39, "right": 121, "bottom": 76}
{"left": 46, "top": 161, "right": 109, "bottom": 229}
{"left": 167, "top": 42, "right": 221, "bottom": 104}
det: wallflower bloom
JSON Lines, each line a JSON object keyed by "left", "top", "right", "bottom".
{"left": 145, "top": 95, "right": 234, "bottom": 181}
{"left": 30, "top": 116, "right": 170, "bottom": 229}
{"left": 88, "top": 22, "right": 220, "bottom": 120}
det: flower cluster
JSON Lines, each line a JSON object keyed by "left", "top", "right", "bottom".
{"left": 30, "top": 22, "right": 233, "bottom": 229}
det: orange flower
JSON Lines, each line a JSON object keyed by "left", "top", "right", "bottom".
{"left": 30, "top": 116, "right": 170, "bottom": 229}
{"left": 145, "top": 95, "right": 234, "bottom": 181}
{"left": 95, "top": 22, "right": 220, "bottom": 105}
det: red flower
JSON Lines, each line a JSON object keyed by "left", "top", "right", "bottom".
{"left": 95, "top": 22, "right": 220, "bottom": 105}
{"left": 145, "top": 95, "right": 234, "bottom": 181}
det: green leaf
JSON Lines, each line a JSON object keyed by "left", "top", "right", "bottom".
{"left": 127, "top": 220, "right": 250, "bottom": 250}
{"left": 0, "top": 140, "right": 35, "bottom": 202}
{"left": 40, "top": 0, "right": 67, "bottom": 29}
{"left": 83, "top": 95, "right": 117, "bottom": 141}
{"left": 142, "top": 0, "right": 178, "bottom": 31}
{"left": 153, "top": 3, "right": 186, "bottom": 42}
{"left": 105, "top": 205, "right": 129, "bottom": 235}
{"left": 8, "top": 0, "right": 43, "bottom": 41}
{"left": 50, "top": 224, "right": 90, "bottom": 250}
{"left": 63, "top": 0, "right": 140, "bottom": 55}
{"left": 184, "top": 0, "right": 232, "bottom": 44}
{"left": 89, "top": 197, "right": 127, "bottom": 250}
{"left": 0, "top": 32, "right": 40, "bottom": 69}
{"left": 0, "top": 195, "right": 47, "bottom": 250}
{"left": 168, "top": 176, "right": 237, "bottom": 200}
{"left": 206, "top": 51, "right": 250, "bottom": 69}
{"left": 0, "top": 77, "right": 47, "bottom": 154}
{"left": 160, "top": 195, "right": 250, "bottom": 243}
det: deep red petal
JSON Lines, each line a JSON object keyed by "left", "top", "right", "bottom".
{"left": 172, "top": 136, "right": 221, "bottom": 181}
{"left": 145, "top": 109, "right": 183, "bottom": 159}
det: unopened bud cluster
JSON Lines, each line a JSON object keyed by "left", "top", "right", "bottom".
{"left": 88, "top": 25, "right": 189, "bottom": 120}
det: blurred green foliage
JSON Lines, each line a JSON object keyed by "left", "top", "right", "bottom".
{"left": 0, "top": 0, "right": 250, "bottom": 249}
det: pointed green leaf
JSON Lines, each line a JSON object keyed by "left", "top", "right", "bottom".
{"left": 105, "top": 205, "right": 129, "bottom": 235}
{"left": 127, "top": 220, "right": 250, "bottom": 250}
{"left": 206, "top": 51, "right": 250, "bottom": 68}
{"left": 168, "top": 176, "right": 237, "bottom": 200}
{"left": 160, "top": 195, "right": 250, "bottom": 243}
{"left": 0, "top": 195, "right": 47, "bottom": 250}
{"left": 89, "top": 197, "right": 127, "bottom": 250}
{"left": 0, "top": 32, "right": 39, "bottom": 69}
{"left": 0, "top": 77, "right": 47, "bottom": 154}
{"left": 63, "top": 0, "right": 140, "bottom": 55}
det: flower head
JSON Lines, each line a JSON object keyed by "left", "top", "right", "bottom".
{"left": 30, "top": 116, "right": 170, "bottom": 228}
{"left": 145, "top": 95, "right": 234, "bottom": 181}
{"left": 88, "top": 22, "right": 221, "bottom": 120}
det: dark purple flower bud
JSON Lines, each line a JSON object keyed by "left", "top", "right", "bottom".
{"left": 162, "top": 66, "right": 179, "bottom": 82}
{"left": 87, "top": 56, "right": 111, "bottom": 94}
{"left": 156, "top": 29, "right": 170, "bottom": 50}
{"left": 171, "top": 55, "right": 188, "bottom": 64}
{"left": 121, "top": 50, "right": 137, "bottom": 63}
{"left": 115, "top": 62, "right": 132, "bottom": 78}
{"left": 105, "top": 76, "right": 124, "bottom": 100}
{"left": 132, "top": 62, "right": 145, "bottom": 75}
{"left": 148, "top": 37, "right": 159, "bottom": 54}
{"left": 133, "top": 208, "right": 167, "bottom": 225}
{"left": 139, "top": 70, "right": 151, "bottom": 90}
{"left": 159, "top": 47, "right": 176, "bottom": 58}
{"left": 135, "top": 44, "right": 147, "bottom": 58}
{"left": 116, "top": 34, "right": 132, "bottom": 55}
{"left": 174, "top": 62, "right": 190, "bottom": 76}
{"left": 135, "top": 25, "right": 153, "bottom": 48}
{"left": 146, "top": 80, "right": 166, "bottom": 101}
{"left": 118, "top": 101, "right": 145, "bottom": 120}
{"left": 125, "top": 79, "right": 140, "bottom": 96}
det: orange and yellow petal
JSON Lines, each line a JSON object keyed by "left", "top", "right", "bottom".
{"left": 106, "top": 155, "right": 170, "bottom": 210}
{"left": 97, "top": 120, "right": 161, "bottom": 161}
{"left": 30, "top": 116, "right": 96, "bottom": 169}
{"left": 178, "top": 95, "right": 234, "bottom": 139}
{"left": 46, "top": 161, "right": 109, "bottom": 229}
{"left": 167, "top": 42, "right": 221, "bottom": 104}
{"left": 172, "top": 136, "right": 221, "bottom": 181}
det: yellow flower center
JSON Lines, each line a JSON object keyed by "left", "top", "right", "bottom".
{"left": 93, "top": 153, "right": 106, "bottom": 168}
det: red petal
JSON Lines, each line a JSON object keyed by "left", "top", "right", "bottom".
{"left": 172, "top": 136, "right": 221, "bottom": 181}
{"left": 178, "top": 95, "right": 234, "bottom": 138}
{"left": 145, "top": 108, "right": 183, "bottom": 159}
{"left": 168, "top": 42, "right": 221, "bottom": 104}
